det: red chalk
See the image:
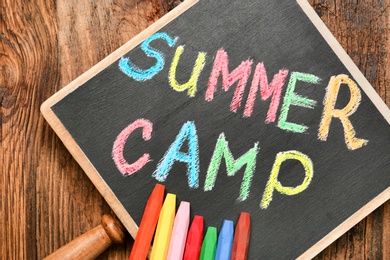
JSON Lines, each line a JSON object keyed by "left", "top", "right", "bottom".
{"left": 231, "top": 212, "right": 250, "bottom": 260}
{"left": 183, "top": 215, "right": 204, "bottom": 260}
{"left": 129, "top": 184, "right": 165, "bottom": 260}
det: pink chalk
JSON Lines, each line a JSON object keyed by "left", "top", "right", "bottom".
{"left": 167, "top": 201, "right": 191, "bottom": 260}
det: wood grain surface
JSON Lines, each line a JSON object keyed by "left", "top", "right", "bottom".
{"left": 1, "top": 0, "right": 389, "bottom": 259}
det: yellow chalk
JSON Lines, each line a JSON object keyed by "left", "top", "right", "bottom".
{"left": 150, "top": 193, "right": 176, "bottom": 260}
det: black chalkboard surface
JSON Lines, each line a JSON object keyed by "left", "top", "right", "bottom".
{"left": 41, "top": 0, "right": 390, "bottom": 258}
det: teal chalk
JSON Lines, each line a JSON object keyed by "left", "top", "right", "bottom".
{"left": 215, "top": 220, "right": 234, "bottom": 260}
{"left": 200, "top": 226, "right": 217, "bottom": 260}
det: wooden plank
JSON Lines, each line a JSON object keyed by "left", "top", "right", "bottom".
{"left": 42, "top": 1, "right": 390, "bottom": 258}
{"left": 1, "top": 0, "right": 389, "bottom": 259}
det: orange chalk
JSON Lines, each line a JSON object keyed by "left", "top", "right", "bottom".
{"left": 129, "top": 184, "right": 165, "bottom": 260}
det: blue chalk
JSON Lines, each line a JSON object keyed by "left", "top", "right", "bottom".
{"left": 215, "top": 220, "right": 234, "bottom": 260}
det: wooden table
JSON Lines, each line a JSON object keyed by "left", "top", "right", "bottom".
{"left": 1, "top": 0, "right": 389, "bottom": 259}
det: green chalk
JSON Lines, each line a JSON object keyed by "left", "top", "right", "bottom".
{"left": 200, "top": 226, "right": 218, "bottom": 260}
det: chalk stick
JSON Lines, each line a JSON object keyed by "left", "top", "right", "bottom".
{"left": 231, "top": 212, "right": 250, "bottom": 260}
{"left": 215, "top": 220, "right": 234, "bottom": 260}
{"left": 150, "top": 193, "right": 176, "bottom": 260}
{"left": 183, "top": 215, "right": 204, "bottom": 260}
{"left": 129, "top": 184, "right": 165, "bottom": 260}
{"left": 200, "top": 226, "right": 217, "bottom": 260}
{"left": 167, "top": 201, "right": 190, "bottom": 260}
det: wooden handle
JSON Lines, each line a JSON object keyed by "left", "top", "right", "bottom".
{"left": 44, "top": 214, "right": 126, "bottom": 260}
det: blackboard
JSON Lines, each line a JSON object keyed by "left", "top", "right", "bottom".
{"left": 41, "top": 0, "right": 390, "bottom": 258}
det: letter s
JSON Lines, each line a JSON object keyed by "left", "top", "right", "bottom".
{"left": 118, "top": 32, "right": 178, "bottom": 81}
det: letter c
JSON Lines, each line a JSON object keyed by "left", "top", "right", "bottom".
{"left": 112, "top": 118, "right": 153, "bottom": 176}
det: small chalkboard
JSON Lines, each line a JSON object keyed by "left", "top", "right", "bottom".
{"left": 41, "top": 0, "right": 390, "bottom": 258}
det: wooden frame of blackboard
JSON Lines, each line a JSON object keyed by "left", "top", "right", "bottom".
{"left": 41, "top": 0, "right": 390, "bottom": 258}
